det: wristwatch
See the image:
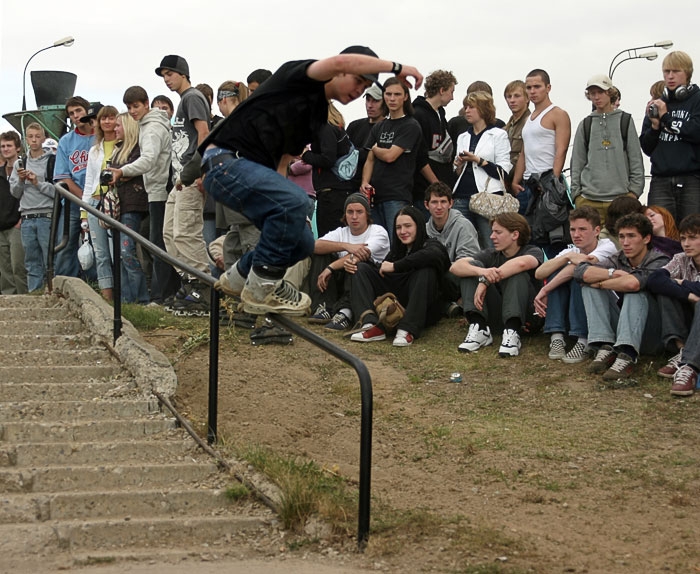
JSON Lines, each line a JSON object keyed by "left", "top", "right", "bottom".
{"left": 608, "top": 268, "right": 614, "bottom": 278}
{"left": 478, "top": 276, "right": 491, "bottom": 287}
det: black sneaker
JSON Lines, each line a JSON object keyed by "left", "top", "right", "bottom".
{"left": 308, "top": 304, "right": 332, "bottom": 324}
{"left": 173, "top": 284, "right": 210, "bottom": 317}
{"left": 324, "top": 312, "right": 351, "bottom": 331}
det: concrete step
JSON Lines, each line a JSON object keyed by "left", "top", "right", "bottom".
{"left": 2, "top": 439, "right": 206, "bottom": 467}
{"left": 0, "top": 462, "right": 221, "bottom": 493}
{"left": 59, "top": 515, "right": 267, "bottom": 551}
{"left": 0, "top": 307, "right": 72, "bottom": 321}
{"left": 0, "top": 381, "right": 121, "bottom": 402}
{"left": 0, "top": 294, "right": 56, "bottom": 308}
{"left": 0, "top": 319, "right": 83, "bottom": 335}
{"left": 0, "top": 488, "right": 234, "bottom": 523}
{"left": 0, "top": 348, "right": 115, "bottom": 367}
{"left": 0, "top": 365, "right": 121, "bottom": 384}
{"left": 0, "top": 398, "right": 161, "bottom": 422}
{"left": 0, "top": 514, "right": 268, "bottom": 556}
{"left": 0, "top": 418, "right": 177, "bottom": 443}
{"left": 0, "top": 334, "right": 93, "bottom": 351}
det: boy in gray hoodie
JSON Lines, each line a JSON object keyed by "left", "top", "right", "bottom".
{"left": 111, "top": 86, "right": 177, "bottom": 305}
{"left": 9, "top": 122, "right": 55, "bottom": 292}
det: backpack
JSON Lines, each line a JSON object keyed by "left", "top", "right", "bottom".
{"left": 582, "top": 112, "right": 631, "bottom": 153}
{"left": 46, "top": 153, "right": 56, "bottom": 181}
{"left": 331, "top": 133, "right": 359, "bottom": 181}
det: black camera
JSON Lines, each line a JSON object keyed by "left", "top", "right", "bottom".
{"left": 100, "top": 167, "right": 112, "bottom": 186}
{"left": 648, "top": 103, "right": 659, "bottom": 119}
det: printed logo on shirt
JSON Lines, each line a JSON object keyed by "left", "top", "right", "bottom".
{"left": 69, "top": 149, "right": 89, "bottom": 174}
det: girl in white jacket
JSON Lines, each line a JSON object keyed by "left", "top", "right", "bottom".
{"left": 453, "top": 91, "right": 512, "bottom": 247}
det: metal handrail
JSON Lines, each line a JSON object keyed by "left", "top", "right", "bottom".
{"left": 49, "top": 182, "right": 374, "bottom": 547}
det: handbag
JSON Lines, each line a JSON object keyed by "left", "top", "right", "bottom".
{"left": 468, "top": 169, "right": 520, "bottom": 219}
{"left": 373, "top": 292, "right": 405, "bottom": 331}
{"left": 98, "top": 186, "right": 121, "bottom": 229}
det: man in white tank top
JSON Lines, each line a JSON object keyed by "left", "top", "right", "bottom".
{"left": 512, "top": 69, "right": 570, "bottom": 203}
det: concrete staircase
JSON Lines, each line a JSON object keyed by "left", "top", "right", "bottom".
{"left": 0, "top": 289, "right": 274, "bottom": 569}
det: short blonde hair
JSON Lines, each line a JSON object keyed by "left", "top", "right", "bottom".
{"left": 464, "top": 91, "right": 496, "bottom": 126}
{"left": 663, "top": 51, "right": 693, "bottom": 82}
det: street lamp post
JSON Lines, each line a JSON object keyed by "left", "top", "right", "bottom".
{"left": 21, "top": 36, "right": 75, "bottom": 111}
{"left": 608, "top": 40, "right": 673, "bottom": 80}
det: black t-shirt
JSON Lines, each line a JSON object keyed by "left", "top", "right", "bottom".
{"left": 473, "top": 244, "right": 544, "bottom": 284}
{"left": 364, "top": 116, "right": 422, "bottom": 203}
{"left": 201, "top": 60, "right": 328, "bottom": 170}
{"left": 347, "top": 117, "right": 374, "bottom": 189}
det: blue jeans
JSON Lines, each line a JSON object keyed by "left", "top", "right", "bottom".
{"left": 119, "top": 211, "right": 149, "bottom": 304}
{"left": 371, "top": 200, "right": 409, "bottom": 240}
{"left": 452, "top": 197, "right": 493, "bottom": 249}
{"left": 582, "top": 287, "right": 663, "bottom": 355}
{"left": 86, "top": 197, "right": 114, "bottom": 290}
{"left": 20, "top": 216, "right": 52, "bottom": 292}
{"left": 680, "top": 303, "right": 700, "bottom": 371}
{"left": 543, "top": 275, "right": 587, "bottom": 338}
{"left": 202, "top": 151, "right": 314, "bottom": 277}
{"left": 54, "top": 198, "right": 82, "bottom": 278}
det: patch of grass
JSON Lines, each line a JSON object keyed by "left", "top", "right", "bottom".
{"left": 120, "top": 302, "right": 173, "bottom": 330}
{"left": 238, "top": 444, "right": 356, "bottom": 533}
{"left": 224, "top": 482, "right": 250, "bottom": 501}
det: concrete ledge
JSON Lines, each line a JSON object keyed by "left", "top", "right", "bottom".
{"left": 52, "top": 277, "right": 177, "bottom": 397}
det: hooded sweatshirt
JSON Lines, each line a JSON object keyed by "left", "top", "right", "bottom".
{"left": 425, "top": 208, "right": 480, "bottom": 262}
{"left": 640, "top": 85, "right": 700, "bottom": 177}
{"left": 9, "top": 153, "right": 55, "bottom": 214}
{"left": 120, "top": 108, "right": 172, "bottom": 202}
{"left": 570, "top": 108, "right": 644, "bottom": 202}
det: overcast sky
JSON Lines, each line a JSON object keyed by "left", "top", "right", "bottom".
{"left": 2, "top": 0, "right": 698, "bottom": 193}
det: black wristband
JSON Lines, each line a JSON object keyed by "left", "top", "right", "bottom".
{"left": 326, "top": 265, "right": 334, "bottom": 274}
{"left": 391, "top": 62, "right": 403, "bottom": 75}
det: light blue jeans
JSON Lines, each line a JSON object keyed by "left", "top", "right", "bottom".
{"left": 86, "top": 197, "right": 114, "bottom": 290}
{"left": 119, "top": 211, "right": 149, "bottom": 304}
{"left": 582, "top": 287, "right": 662, "bottom": 355}
{"left": 543, "top": 275, "right": 587, "bottom": 338}
{"left": 20, "top": 216, "right": 52, "bottom": 292}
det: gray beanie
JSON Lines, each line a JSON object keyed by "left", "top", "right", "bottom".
{"left": 344, "top": 192, "right": 370, "bottom": 213}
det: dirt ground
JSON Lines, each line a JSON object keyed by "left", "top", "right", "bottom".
{"left": 144, "top": 317, "right": 700, "bottom": 574}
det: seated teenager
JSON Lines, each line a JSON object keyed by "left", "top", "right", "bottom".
{"left": 534, "top": 207, "right": 617, "bottom": 363}
{"left": 308, "top": 193, "right": 390, "bottom": 330}
{"left": 450, "top": 213, "right": 544, "bottom": 358}
{"left": 574, "top": 213, "right": 669, "bottom": 380}
{"left": 647, "top": 214, "right": 700, "bottom": 396}
{"left": 424, "top": 181, "right": 480, "bottom": 315}
{"left": 349, "top": 206, "right": 450, "bottom": 347}
{"left": 599, "top": 195, "right": 643, "bottom": 249}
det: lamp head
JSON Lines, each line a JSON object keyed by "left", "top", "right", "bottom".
{"left": 640, "top": 51, "right": 658, "bottom": 61}
{"left": 655, "top": 40, "right": 674, "bottom": 50}
{"left": 53, "top": 36, "right": 75, "bottom": 48}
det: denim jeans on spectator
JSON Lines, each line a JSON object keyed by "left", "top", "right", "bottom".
{"left": 543, "top": 276, "right": 587, "bottom": 338}
{"left": 54, "top": 198, "right": 82, "bottom": 278}
{"left": 452, "top": 197, "right": 493, "bottom": 249}
{"left": 202, "top": 152, "right": 314, "bottom": 278}
{"left": 86, "top": 197, "right": 114, "bottom": 290}
{"left": 120, "top": 211, "right": 149, "bottom": 304}
{"left": 680, "top": 304, "right": 700, "bottom": 370}
{"left": 371, "top": 200, "right": 410, "bottom": 240}
{"left": 20, "top": 216, "right": 52, "bottom": 292}
{"left": 582, "top": 287, "right": 663, "bottom": 355}
{"left": 648, "top": 174, "right": 700, "bottom": 224}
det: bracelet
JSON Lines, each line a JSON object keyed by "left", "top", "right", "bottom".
{"left": 391, "top": 62, "right": 403, "bottom": 75}
{"left": 326, "top": 265, "right": 334, "bottom": 274}
{"left": 598, "top": 281, "right": 604, "bottom": 289}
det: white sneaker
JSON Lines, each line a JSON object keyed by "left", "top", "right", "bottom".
{"left": 458, "top": 324, "right": 493, "bottom": 353}
{"left": 498, "top": 328, "right": 521, "bottom": 357}
{"left": 214, "top": 264, "right": 246, "bottom": 297}
{"left": 241, "top": 272, "right": 311, "bottom": 316}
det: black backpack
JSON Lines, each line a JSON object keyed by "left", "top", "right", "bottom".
{"left": 582, "top": 112, "right": 632, "bottom": 153}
